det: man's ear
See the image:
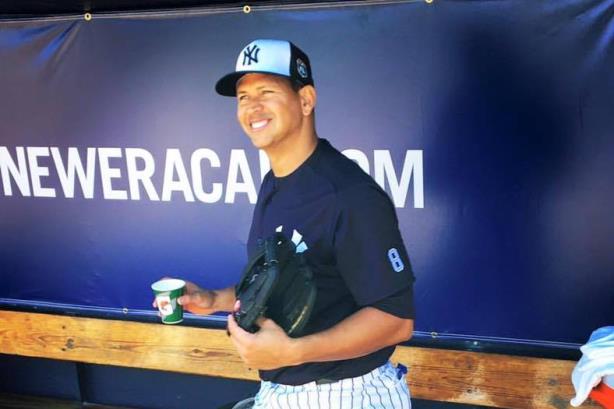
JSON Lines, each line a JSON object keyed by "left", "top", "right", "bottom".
{"left": 299, "top": 85, "right": 317, "bottom": 116}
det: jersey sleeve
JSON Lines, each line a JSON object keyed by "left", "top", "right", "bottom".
{"left": 370, "top": 286, "right": 415, "bottom": 319}
{"left": 333, "top": 183, "right": 415, "bottom": 313}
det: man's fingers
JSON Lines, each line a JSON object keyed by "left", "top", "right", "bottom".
{"left": 257, "top": 317, "right": 282, "bottom": 331}
{"left": 227, "top": 314, "right": 241, "bottom": 344}
{"left": 227, "top": 313, "right": 239, "bottom": 335}
{"left": 178, "top": 292, "right": 204, "bottom": 306}
{"left": 178, "top": 291, "right": 212, "bottom": 308}
{"left": 255, "top": 316, "right": 268, "bottom": 327}
{"left": 227, "top": 314, "right": 253, "bottom": 345}
{"left": 184, "top": 281, "right": 198, "bottom": 292}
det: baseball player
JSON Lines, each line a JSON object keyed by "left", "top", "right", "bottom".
{"left": 175, "top": 39, "right": 415, "bottom": 408}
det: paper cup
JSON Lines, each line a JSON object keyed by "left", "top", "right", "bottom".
{"left": 151, "top": 278, "right": 186, "bottom": 324}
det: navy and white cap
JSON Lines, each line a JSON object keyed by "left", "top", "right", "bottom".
{"left": 215, "top": 39, "right": 314, "bottom": 97}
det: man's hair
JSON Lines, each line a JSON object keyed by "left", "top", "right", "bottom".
{"left": 245, "top": 76, "right": 314, "bottom": 120}
{"left": 290, "top": 79, "right": 306, "bottom": 93}
{"left": 288, "top": 79, "right": 316, "bottom": 120}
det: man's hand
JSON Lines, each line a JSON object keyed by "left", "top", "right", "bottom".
{"left": 177, "top": 281, "right": 218, "bottom": 315}
{"left": 152, "top": 279, "right": 235, "bottom": 316}
{"left": 227, "top": 314, "right": 300, "bottom": 370}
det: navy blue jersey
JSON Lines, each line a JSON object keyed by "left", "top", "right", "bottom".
{"left": 248, "top": 138, "right": 415, "bottom": 385}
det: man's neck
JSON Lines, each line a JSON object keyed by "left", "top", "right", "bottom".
{"left": 266, "top": 130, "right": 318, "bottom": 177}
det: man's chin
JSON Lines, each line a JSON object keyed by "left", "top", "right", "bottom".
{"left": 248, "top": 134, "right": 273, "bottom": 150}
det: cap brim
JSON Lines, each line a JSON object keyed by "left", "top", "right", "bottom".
{"left": 215, "top": 72, "right": 248, "bottom": 97}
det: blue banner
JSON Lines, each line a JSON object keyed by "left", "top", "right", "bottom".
{"left": 1, "top": 0, "right": 613, "bottom": 346}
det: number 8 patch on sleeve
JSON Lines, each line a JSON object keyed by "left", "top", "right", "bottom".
{"left": 387, "top": 248, "right": 405, "bottom": 272}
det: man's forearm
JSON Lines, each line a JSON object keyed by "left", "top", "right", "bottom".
{"left": 290, "top": 307, "right": 413, "bottom": 366}
{"left": 211, "top": 286, "right": 236, "bottom": 312}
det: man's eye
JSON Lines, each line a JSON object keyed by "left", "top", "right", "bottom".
{"left": 238, "top": 95, "right": 248, "bottom": 102}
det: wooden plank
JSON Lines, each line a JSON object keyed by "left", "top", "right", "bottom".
{"left": 0, "top": 310, "right": 258, "bottom": 381}
{"left": 390, "top": 347, "right": 597, "bottom": 409}
{"left": 0, "top": 310, "right": 597, "bottom": 409}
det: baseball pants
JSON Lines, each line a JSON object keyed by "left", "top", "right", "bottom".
{"left": 252, "top": 362, "right": 411, "bottom": 409}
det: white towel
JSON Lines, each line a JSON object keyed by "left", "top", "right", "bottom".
{"left": 571, "top": 326, "right": 614, "bottom": 407}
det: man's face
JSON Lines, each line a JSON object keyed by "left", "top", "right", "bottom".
{"left": 236, "top": 73, "right": 304, "bottom": 151}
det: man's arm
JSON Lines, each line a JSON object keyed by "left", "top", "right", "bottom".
{"left": 227, "top": 306, "right": 413, "bottom": 370}
{"left": 175, "top": 281, "right": 236, "bottom": 315}
{"left": 292, "top": 307, "right": 413, "bottom": 363}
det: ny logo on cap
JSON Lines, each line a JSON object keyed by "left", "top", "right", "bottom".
{"left": 242, "top": 44, "right": 260, "bottom": 66}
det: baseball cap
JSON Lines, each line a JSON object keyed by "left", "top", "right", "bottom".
{"left": 215, "top": 39, "right": 314, "bottom": 97}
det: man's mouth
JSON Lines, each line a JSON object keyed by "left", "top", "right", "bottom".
{"left": 250, "top": 119, "right": 270, "bottom": 130}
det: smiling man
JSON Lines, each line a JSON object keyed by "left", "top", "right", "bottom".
{"left": 178, "top": 39, "right": 416, "bottom": 408}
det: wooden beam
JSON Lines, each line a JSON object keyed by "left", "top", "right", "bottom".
{"left": 391, "top": 346, "right": 591, "bottom": 409}
{"left": 0, "top": 310, "right": 597, "bottom": 409}
{"left": 0, "top": 310, "right": 257, "bottom": 381}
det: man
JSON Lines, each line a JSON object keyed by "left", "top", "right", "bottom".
{"left": 177, "top": 39, "right": 415, "bottom": 408}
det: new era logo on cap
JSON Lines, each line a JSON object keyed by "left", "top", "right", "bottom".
{"left": 296, "top": 58, "right": 309, "bottom": 79}
{"left": 216, "top": 39, "right": 314, "bottom": 97}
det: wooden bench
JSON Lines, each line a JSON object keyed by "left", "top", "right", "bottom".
{"left": 0, "top": 310, "right": 598, "bottom": 409}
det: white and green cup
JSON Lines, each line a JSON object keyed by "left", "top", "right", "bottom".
{"left": 151, "top": 278, "right": 186, "bottom": 324}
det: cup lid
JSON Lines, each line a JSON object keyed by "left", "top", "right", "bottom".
{"left": 151, "top": 278, "right": 186, "bottom": 292}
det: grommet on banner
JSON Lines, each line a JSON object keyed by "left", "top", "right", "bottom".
{"left": 84, "top": 12, "right": 93, "bottom": 21}
{"left": 243, "top": 5, "right": 251, "bottom": 14}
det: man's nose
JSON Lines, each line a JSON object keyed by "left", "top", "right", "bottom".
{"left": 245, "top": 97, "right": 264, "bottom": 113}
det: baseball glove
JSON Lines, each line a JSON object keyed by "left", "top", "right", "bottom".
{"left": 234, "top": 232, "right": 317, "bottom": 337}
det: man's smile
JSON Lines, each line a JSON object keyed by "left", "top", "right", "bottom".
{"left": 250, "top": 118, "right": 271, "bottom": 131}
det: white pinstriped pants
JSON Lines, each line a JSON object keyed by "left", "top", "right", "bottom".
{"left": 252, "top": 362, "right": 411, "bottom": 409}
